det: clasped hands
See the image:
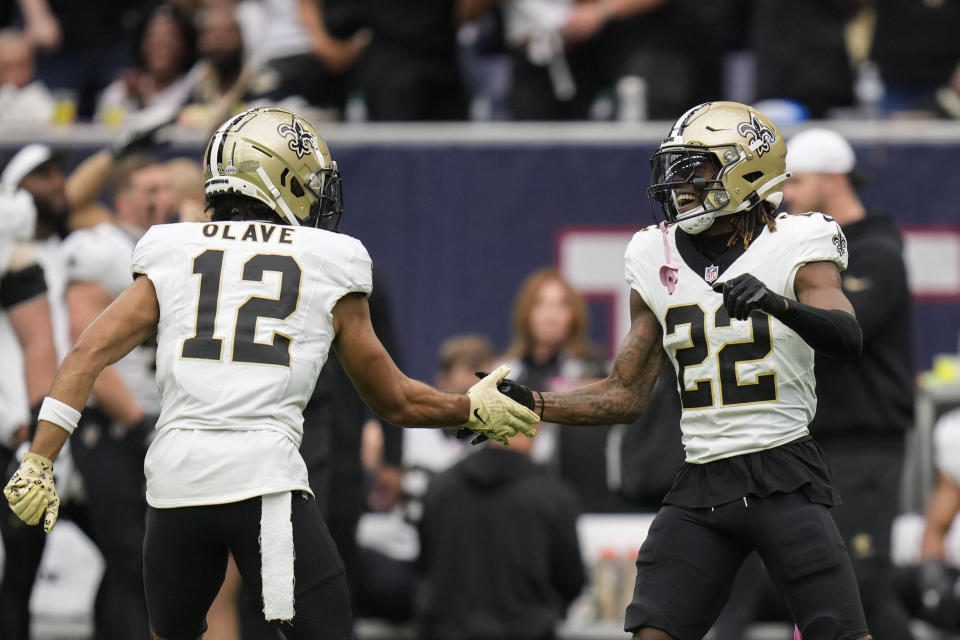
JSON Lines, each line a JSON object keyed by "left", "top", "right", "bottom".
{"left": 459, "top": 364, "right": 540, "bottom": 446}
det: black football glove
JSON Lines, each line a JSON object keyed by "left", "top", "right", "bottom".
{"left": 712, "top": 273, "right": 787, "bottom": 321}
{"left": 919, "top": 558, "right": 960, "bottom": 629}
{"left": 456, "top": 371, "right": 536, "bottom": 445}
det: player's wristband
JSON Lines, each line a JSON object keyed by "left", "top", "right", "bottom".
{"left": 37, "top": 396, "right": 81, "bottom": 435}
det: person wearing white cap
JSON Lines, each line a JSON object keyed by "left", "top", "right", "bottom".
{"left": 715, "top": 128, "right": 914, "bottom": 639}
{"left": 0, "top": 145, "right": 75, "bottom": 640}
{"left": 0, "top": 142, "right": 161, "bottom": 640}
{"left": 787, "top": 129, "right": 913, "bottom": 640}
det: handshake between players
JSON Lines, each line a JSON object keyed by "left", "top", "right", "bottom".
{"left": 4, "top": 363, "right": 539, "bottom": 533}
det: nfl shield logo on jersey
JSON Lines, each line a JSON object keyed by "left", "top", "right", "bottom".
{"left": 705, "top": 265, "right": 720, "bottom": 283}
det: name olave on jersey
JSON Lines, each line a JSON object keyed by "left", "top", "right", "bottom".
{"left": 201, "top": 222, "right": 295, "bottom": 244}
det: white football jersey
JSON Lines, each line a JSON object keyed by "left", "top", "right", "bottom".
{"left": 625, "top": 212, "right": 848, "bottom": 464}
{"left": 131, "top": 221, "right": 372, "bottom": 507}
{"left": 61, "top": 222, "right": 160, "bottom": 413}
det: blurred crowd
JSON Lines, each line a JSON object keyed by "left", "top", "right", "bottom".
{"left": 0, "top": 0, "right": 959, "bottom": 129}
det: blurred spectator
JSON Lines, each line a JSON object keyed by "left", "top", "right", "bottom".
{"left": 96, "top": 3, "right": 199, "bottom": 128}
{"left": 934, "top": 62, "right": 960, "bottom": 119}
{"left": 245, "top": 0, "right": 367, "bottom": 119}
{"left": 178, "top": 5, "right": 251, "bottom": 130}
{"left": 0, "top": 143, "right": 85, "bottom": 640}
{"left": 919, "top": 409, "right": 960, "bottom": 631}
{"left": 713, "top": 128, "right": 915, "bottom": 639}
{"left": 750, "top": 0, "right": 859, "bottom": 119}
{"left": 791, "top": 128, "right": 913, "bottom": 638}
{"left": 22, "top": 0, "right": 135, "bottom": 120}
{"left": 164, "top": 156, "right": 206, "bottom": 222}
{"left": 331, "top": 334, "right": 491, "bottom": 627}
{"left": 499, "top": 267, "right": 631, "bottom": 512}
{"left": 0, "top": 28, "right": 56, "bottom": 125}
{"left": 107, "top": 153, "right": 177, "bottom": 226}
{"left": 494, "top": 0, "right": 725, "bottom": 120}
{"left": 598, "top": 0, "right": 731, "bottom": 120}
{"left": 325, "top": 0, "right": 468, "bottom": 120}
{"left": 401, "top": 334, "right": 493, "bottom": 525}
{"left": 0, "top": 188, "right": 54, "bottom": 455}
{"left": 871, "top": 0, "right": 960, "bottom": 116}
{"left": 417, "top": 427, "right": 585, "bottom": 640}
{"left": 59, "top": 151, "right": 165, "bottom": 640}
{"left": 496, "top": 0, "right": 605, "bottom": 119}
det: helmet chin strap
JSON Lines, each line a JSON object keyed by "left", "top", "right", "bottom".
{"left": 256, "top": 167, "right": 300, "bottom": 226}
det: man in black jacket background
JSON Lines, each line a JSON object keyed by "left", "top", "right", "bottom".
{"left": 784, "top": 128, "right": 914, "bottom": 639}
{"left": 711, "top": 128, "right": 914, "bottom": 640}
{"left": 417, "top": 428, "right": 585, "bottom": 640}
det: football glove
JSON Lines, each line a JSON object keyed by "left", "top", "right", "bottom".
{"left": 919, "top": 558, "right": 960, "bottom": 629}
{"left": 713, "top": 273, "right": 786, "bottom": 321}
{"left": 457, "top": 371, "right": 537, "bottom": 445}
{"left": 460, "top": 364, "right": 539, "bottom": 446}
{"left": 4, "top": 452, "right": 60, "bottom": 533}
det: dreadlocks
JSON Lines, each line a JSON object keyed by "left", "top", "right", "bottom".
{"left": 726, "top": 201, "right": 779, "bottom": 249}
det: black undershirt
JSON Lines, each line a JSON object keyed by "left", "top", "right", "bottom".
{"left": 0, "top": 264, "right": 47, "bottom": 309}
{"left": 676, "top": 221, "right": 766, "bottom": 284}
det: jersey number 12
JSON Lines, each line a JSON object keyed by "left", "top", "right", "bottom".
{"left": 181, "top": 249, "right": 301, "bottom": 367}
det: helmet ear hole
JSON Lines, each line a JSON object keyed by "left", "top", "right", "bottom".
{"left": 743, "top": 171, "right": 764, "bottom": 183}
{"left": 289, "top": 176, "right": 305, "bottom": 198}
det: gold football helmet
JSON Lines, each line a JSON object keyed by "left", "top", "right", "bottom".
{"left": 203, "top": 107, "right": 343, "bottom": 230}
{"left": 648, "top": 101, "right": 789, "bottom": 235}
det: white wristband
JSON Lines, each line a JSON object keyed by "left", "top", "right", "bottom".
{"left": 37, "top": 396, "right": 81, "bottom": 435}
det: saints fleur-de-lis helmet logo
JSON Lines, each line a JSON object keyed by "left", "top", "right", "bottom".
{"left": 277, "top": 119, "right": 315, "bottom": 159}
{"left": 736, "top": 113, "right": 777, "bottom": 157}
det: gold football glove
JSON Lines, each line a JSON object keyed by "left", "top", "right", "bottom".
{"left": 4, "top": 452, "right": 60, "bottom": 533}
{"left": 462, "top": 364, "right": 539, "bottom": 445}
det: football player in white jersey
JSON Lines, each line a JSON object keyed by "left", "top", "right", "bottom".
{"left": 491, "top": 102, "right": 871, "bottom": 640}
{"left": 58, "top": 154, "right": 168, "bottom": 639}
{"left": 0, "top": 185, "right": 57, "bottom": 450}
{"left": 3, "top": 106, "right": 539, "bottom": 640}
{"left": 0, "top": 146, "right": 85, "bottom": 640}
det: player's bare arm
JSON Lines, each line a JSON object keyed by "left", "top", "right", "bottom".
{"left": 332, "top": 292, "right": 538, "bottom": 442}
{"left": 8, "top": 293, "right": 57, "bottom": 408}
{"left": 332, "top": 292, "right": 470, "bottom": 426}
{"left": 540, "top": 289, "right": 665, "bottom": 425}
{"left": 792, "top": 260, "right": 854, "bottom": 315}
{"left": 30, "top": 275, "right": 160, "bottom": 461}
{"left": 66, "top": 280, "right": 148, "bottom": 426}
{"left": 921, "top": 472, "right": 960, "bottom": 560}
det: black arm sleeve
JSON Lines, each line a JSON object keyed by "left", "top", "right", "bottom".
{"left": 771, "top": 298, "right": 863, "bottom": 358}
{"left": 0, "top": 263, "right": 47, "bottom": 309}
